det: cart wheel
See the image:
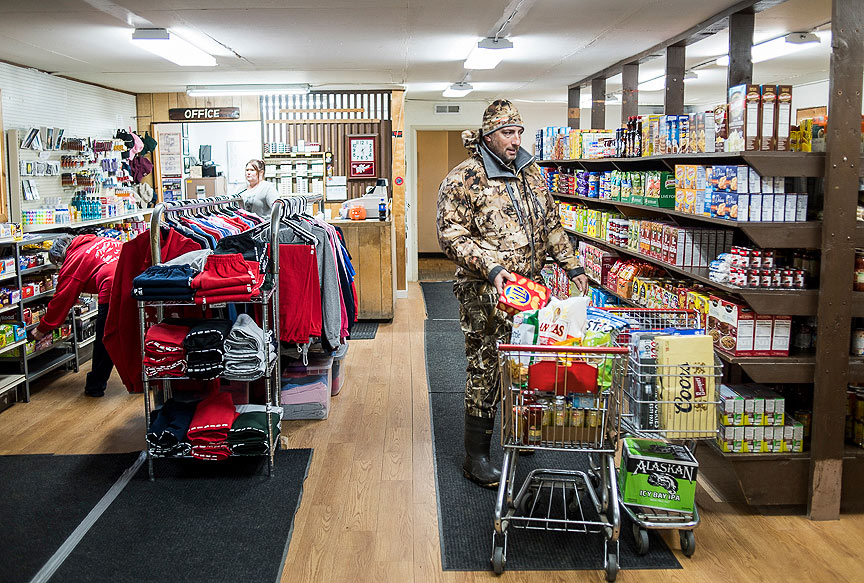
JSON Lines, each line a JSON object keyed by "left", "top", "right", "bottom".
{"left": 633, "top": 524, "right": 649, "bottom": 556}
{"left": 517, "top": 488, "right": 537, "bottom": 515}
{"left": 491, "top": 546, "right": 506, "bottom": 575}
{"left": 679, "top": 530, "right": 696, "bottom": 558}
{"left": 605, "top": 551, "right": 619, "bottom": 582}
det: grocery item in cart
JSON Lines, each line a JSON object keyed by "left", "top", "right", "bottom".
{"left": 619, "top": 437, "right": 698, "bottom": 513}
{"left": 537, "top": 296, "right": 588, "bottom": 345}
{"left": 656, "top": 335, "right": 717, "bottom": 437}
{"left": 496, "top": 274, "right": 550, "bottom": 316}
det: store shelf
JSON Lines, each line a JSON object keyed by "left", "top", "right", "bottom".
{"left": 708, "top": 441, "right": 810, "bottom": 462}
{"left": 555, "top": 192, "right": 822, "bottom": 249}
{"left": 23, "top": 289, "right": 55, "bottom": 304}
{"left": 0, "top": 304, "right": 19, "bottom": 316}
{"left": 25, "top": 335, "right": 73, "bottom": 360}
{"left": 20, "top": 264, "right": 56, "bottom": 276}
{"left": 25, "top": 351, "right": 76, "bottom": 382}
{"left": 75, "top": 309, "right": 98, "bottom": 322}
{"left": 0, "top": 374, "right": 25, "bottom": 395}
{"left": 77, "top": 336, "right": 96, "bottom": 348}
{"left": 0, "top": 340, "right": 26, "bottom": 356}
{"left": 567, "top": 228, "right": 818, "bottom": 315}
{"left": 716, "top": 351, "right": 815, "bottom": 383}
{"left": 0, "top": 271, "right": 18, "bottom": 284}
{"left": 18, "top": 233, "right": 66, "bottom": 246}
{"left": 22, "top": 210, "right": 148, "bottom": 233}
{"left": 539, "top": 151, "right": 830, "bottom": 178}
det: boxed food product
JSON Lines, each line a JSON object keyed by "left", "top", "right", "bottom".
{"left": 760, "top": 85, "right": 778, "bottom": 150}
{"left": 619, "top": 438, "right": 698, "bottom": 513}
{"left": 497, "top": 275, "right": 550, "bottom": 316}
{"left": 708, "top": 295, "right": 754, "bottom": 356}
{"left": 776, "top": 85, "right": 793, "bottom": 151}
{"left": 749, "top": 194, "right": 762, "bottom": 222}
{"left": 656, "top": 334, "right": 717, "bottom": 437}
{"left": 719, "top": 384, "right": 745, "bottom": 425}
{"left": 714, "top": 104, "right": 728, "bottom": 151}
{"left": 770, "top": 315, "right": 791, "bottom": 357}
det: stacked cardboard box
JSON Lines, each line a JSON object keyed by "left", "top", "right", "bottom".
{"left": 717, "top": 384, "right": 802, "bottom": 453}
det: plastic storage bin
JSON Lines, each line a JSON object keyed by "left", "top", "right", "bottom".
{"left": 281, "top": 356, "right": 332, "bottom": 420}
{"left": 331, "top": 343, "right": 348, "bottom": 396}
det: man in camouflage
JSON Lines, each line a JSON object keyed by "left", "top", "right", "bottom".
{"left": 437, "top": 99, "right": 588, "bottom": 488}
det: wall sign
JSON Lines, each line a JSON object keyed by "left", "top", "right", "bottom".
{"left": 347, "top": 134, "right": 378, "bottom": 179}
{"left": 168, "top": 107, "right": 240, "bottom": 121}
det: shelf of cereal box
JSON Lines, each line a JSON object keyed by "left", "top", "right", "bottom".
{"left": 566, "top": 228, "right": 819, "bottom": 316}
{"left": 555, "top": 191, "right": 822, "bottom": 249}
{"left": 538, "top": 151, "right": 832, "bottom": 179}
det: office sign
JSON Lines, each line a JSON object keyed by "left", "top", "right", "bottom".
{"left": 168, "top": 107, "right": 240, "bottom": 121}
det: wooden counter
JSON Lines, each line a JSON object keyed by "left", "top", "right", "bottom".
{"left": 329, "top": 218, "right": 395, "bottom": 320}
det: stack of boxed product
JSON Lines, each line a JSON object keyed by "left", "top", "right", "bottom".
{"left": 720, "top": 84, "right": 793, "bottom": 152}
{"left": 540, "top": 264, "right": 578, "bottom": 300}
{"left": 847, "top": 387, "right": 864, "bottom": 448}
{"left": 619, "top": 438, "right": 699, "bottom": 514}
{"left": 674, "top": 164, "right": 808, "bottom": 223}
{"left": 716, "top": 384, "right": 804, "bottom": 453}
{"left": 707, "top": 295, "right": 791, "bottom": 357}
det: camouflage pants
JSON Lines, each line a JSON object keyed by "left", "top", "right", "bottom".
{"left": 454, "top": 280, "right": 512, "bottom": 419}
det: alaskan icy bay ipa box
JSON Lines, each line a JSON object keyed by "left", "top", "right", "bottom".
{"left": 619, "top": 437, "right": 698, "bottom": 513}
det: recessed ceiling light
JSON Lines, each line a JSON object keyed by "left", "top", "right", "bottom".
{"left": 131, "top": 28, "right": 216, "bottom": 67}
{"left": 442, "top": 82, "right": 474, "bottom": 98}
{"left": 464, "top": 37, "right": 514, "bottom": 70}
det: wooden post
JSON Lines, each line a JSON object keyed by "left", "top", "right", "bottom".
{"left": 664, "top": 44, "right": 685, "bottom": 115}
{"left": 568, "top": 86, "right": 581, "bottom": 129}
{"left": 390, "top": 89, "right": 407, "bottom": 292}
{"left": 591, "top": 78, "right": 606, "bottom": 129}
{"left": 809, "top": 0, "right": 864, "bottom": 521}
{"left": 621, "top": 63, "right": 639, "bottom": 123}
{"left": 727, "top": 11, "right": 754, "bottom": 90}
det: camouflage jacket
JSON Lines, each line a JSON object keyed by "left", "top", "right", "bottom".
{"left": 437, "top": 129, "right": 583, "bottom": 284}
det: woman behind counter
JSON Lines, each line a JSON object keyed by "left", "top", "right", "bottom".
{"left": 240, "top": 159, "right": 279, "bottom": 217}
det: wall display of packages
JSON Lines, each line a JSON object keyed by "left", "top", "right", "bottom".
{"left": 707, "top": 294, "right": 791, "bottom": 357}
{"left": 709, "top": 246, "right": 815, "bottom": 290}
{"left": 561, "top": 203, "right": 735, "bottom": 269}
{"left": 716, "top": 384, "right": 805, "bottom": 454}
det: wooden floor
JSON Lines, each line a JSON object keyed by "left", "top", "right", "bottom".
{"left": 2, "top": 282, "right": 864, "bottom": 582}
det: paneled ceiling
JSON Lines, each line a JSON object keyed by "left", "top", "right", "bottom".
{"left": 0, "top": 0, "right": 834, "bottom": 106}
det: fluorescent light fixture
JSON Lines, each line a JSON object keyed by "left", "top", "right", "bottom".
{"left": 638, "top": 77, "right": 666, "bottom": 92}
{"left": 604, "top": 93, "right": 622, "bottom": 105}
{"left": 442, "top": 82, "right": 474, "bottom": 98}
{"left": 186, "top": 84, "right": 311, "bottom": 97}
{"left": 715, "top": 31, "right": 822, "bottom": 67}
{"left": 464, "top": 37, "right": 514, "bottom": 70}
{"left": 131, "top": 28, "right": 216, "bottom": 67}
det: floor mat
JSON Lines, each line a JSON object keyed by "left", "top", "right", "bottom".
{"left": 350, "top": 321, "right": 378, "bottom": 340}
{"left": 49, "top": 449, "right": 312, "bottom": 583}
{"left": 420, "top": 281, "right": 459, "bottom": 321}
{"left": 424, "top": 319, "right": 465, "bottom": 394}
{"left": 0, "top": 452, "right": 141, "bottom": 583}
{"left": 429, "top": 393, "right": 681, "bottom": 572}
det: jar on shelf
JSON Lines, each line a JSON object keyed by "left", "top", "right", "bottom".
{"left": 855, "top": 249, "right": 864, "bottom": 292}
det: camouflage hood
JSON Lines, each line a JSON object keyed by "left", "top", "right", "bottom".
{"left": 461, "top": 128, "right": 535, "bottom": 178}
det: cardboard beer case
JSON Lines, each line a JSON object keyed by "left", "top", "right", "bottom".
{"left": 619, "top": 437, "right": 698, "bottom": 513}
{"left": 656, "top": 334, "right": 717, "bottom": 437}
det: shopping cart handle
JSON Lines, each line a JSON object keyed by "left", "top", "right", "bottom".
{"left": 497, "top": 343, "right": 629, "bottom": 354}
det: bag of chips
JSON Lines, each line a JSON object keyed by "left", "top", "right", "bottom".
{"left": 537, "top": 296, "right": 589, "bottom": 346}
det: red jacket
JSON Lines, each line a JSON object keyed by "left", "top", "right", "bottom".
{"left": 104, "top": 228, "right": 201, "bottom": 393}
{"left": 37, "top": 235, "right": 122, "bottom": 335}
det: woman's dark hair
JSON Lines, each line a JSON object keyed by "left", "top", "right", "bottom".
{"left": 246, "top": 159, "right": 265, "bottom": 174}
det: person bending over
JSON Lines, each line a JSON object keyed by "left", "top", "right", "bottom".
{"left": 31, "top": 234, "right": 122, "bottom": 397}
{"left": 437, "top": 99, "right": 588, "bottom": 488}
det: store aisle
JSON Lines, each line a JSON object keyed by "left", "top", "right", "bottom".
{"left": 3, "top": 284, "right": 864, "bottom": 581}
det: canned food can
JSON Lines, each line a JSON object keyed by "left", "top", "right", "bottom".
{"left": 794, "top": 270, "right": 806, "bottom": 289}
{"left": 738, "top": 249, "right": 750, "bottom": 268}
{"left": 748, "top": 269, "right": 761, "bottom": 288}
{"left": 761, "top": 270, "right": 772, "bottom": 288}
{"left": 782, "top": 270, "right": 794, "bottom": 288}
{"left": 762, "top": 251, "right": 775, "bottom": 270}
{"left": 750, "top": 250, "right": 762, "bottom": 270}
{"left": 771, "top": 269, "right": 782, "bottom": 288}
{"left": 853, "top": 329, "right": 864, "bottom": 356}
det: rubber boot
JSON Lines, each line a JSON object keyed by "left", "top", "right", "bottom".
{"left": 462, "top": 414, "right": 501, "bottom": 489}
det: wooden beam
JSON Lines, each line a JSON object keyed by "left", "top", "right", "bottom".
{"left": 266, "top": 119, "right": 382, "bottom": 124}
{"left": 621, "top": 63, "right": 639, "bottom": 122}
{"left": 567, "top": 0, "right": 782, "bottom": 90}
{"left": 391, "top": 90, "right": 406, "bottom": 292}
{"left": 728, "top": 11, "right": 755, "bottom": 89}
{"left": 279, "top": 108, "right": 365, "bottom": 113}
{"left": 809, "top": 0, "right": 864, "bottom": 521}
{"left": 591, "top": 78, "right": 606, "bottom": 129}
{"left": 664, "top": 45, "right": 685, "bottom": 115}
{"left": 567, "top": 86, "right": 581, "bottom": 129}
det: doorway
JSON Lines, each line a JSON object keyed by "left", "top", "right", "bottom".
{"left": 416, "top": 130, "right": 466, "bottom": 281}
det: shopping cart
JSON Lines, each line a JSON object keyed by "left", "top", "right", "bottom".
{"left": 491, "top": 344, "right": 628, "bottom": 581}
{"left": 603, "top": 307, "right": 720, "bottom": 559}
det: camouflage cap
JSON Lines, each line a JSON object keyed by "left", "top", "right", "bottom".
{"left": 481, "top": 99, "right": 523, "bottom": 136}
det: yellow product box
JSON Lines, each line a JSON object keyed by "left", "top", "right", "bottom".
{"left": 674, "top": 165, "right": 686, "bottom": 189}
{"left": 657, "top": 335, "right": 717, "bottom": 438}
{"left": 683, "top": 189, "right": 697, "bottom": 214}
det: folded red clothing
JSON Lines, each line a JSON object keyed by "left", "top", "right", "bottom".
{"left": 187, "top": 391, "right": 238, "bottom": 445}
{"left": 194, "top": 290, "right": 261, "bottom": 305}
{"left": 143, "top": 360, "right": 187, "bottom": 378}
{"left": 197, "top": 280, "right": 264, "bottom": 296}
{"left": 192, "top": 253, "right": 260, "bottom": 291}
{"left": 143, "top": 353, "right": 185, "bottom": 366}
{"left": 144, "top": 323, "right": 191, "bottom": 353}
{"left": 190, "top": 444, "right": 232, "bottom": 461}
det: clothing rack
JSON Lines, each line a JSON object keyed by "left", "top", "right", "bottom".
{"left": 148, "top": 195, "right": 245, "bottom": 264}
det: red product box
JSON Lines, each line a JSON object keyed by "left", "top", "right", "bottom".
{"left": 708, "top": 295, "right": 755, "bottom": 356}
{"left": 497, "top": 274, "right": 550, "bottom": 316}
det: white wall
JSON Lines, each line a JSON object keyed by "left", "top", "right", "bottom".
{"left": 186, "top": 121, "right": 262, "bottom": 191}
{"left": 404, "top": 98, "right": 566, "bottom": 281}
